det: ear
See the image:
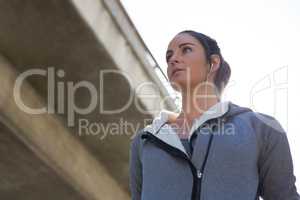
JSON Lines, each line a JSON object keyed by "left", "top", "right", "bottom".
{"left": 209, "top": 54, "right": 221, "bottom": 73}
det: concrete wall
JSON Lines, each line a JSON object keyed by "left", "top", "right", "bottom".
{"left": 0, "top": 0, "right": 176, "bottom": 199}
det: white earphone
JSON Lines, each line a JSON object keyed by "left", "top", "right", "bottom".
{"left": 205, "top": 64, "right": 213, "bottom": 82}
{"left": 209, "top": 64, "right": 213, "bottom": 73}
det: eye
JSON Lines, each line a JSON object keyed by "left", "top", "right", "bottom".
{"left": 182, "top": 46, "right": 192, "bottom": 54}
{"left": 166, "top": 53, "right": 172, "bottom": 62}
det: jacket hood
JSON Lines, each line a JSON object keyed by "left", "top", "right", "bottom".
{"left": 143, "top": 101, "right": 252, "bottom": 155}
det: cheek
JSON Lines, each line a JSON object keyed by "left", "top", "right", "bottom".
{"left": 188, "top": 58, "right": 208, "bottom": 83}
{"left": 167, "top": 65, "right": 172, "bottom": 79}
{"left": 189, "top": 67, "right": 204, "bottom": 86}
{"left": 185, "top": 51, "right": 206, "bottom": 68}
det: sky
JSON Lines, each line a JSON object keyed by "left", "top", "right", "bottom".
{"left": 120, "top": 0, "right": 300, "bottom": 189}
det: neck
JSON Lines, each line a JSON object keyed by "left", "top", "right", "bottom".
{"left": 180, "top": 83, "right": 220, "bottom": 122}
{"left": 170, "top": 82, "right": 220, "bottom": 138}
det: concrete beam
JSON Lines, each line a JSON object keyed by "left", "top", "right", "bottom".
{"left": 0, "top": 54, "right": 129, "bottom": 200}
{"left": 0, "top": 0, "right": 177, "bottom": 198}
{"left": 71, "top": 0, "right": 177, "bottom": 115}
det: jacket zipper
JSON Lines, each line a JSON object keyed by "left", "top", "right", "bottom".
{"left": 141, "top": 131, "right": 214, "bottom": 200}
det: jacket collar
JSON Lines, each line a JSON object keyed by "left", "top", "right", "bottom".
{"left": 143, "top": 101, "right": 230, "bottom": 156}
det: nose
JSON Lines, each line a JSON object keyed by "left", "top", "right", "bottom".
{"left": 169, "top": 51, "right": 180, "bottom": 66}
{"left": 170, "top": 58, "right": 179, "bottom": 66}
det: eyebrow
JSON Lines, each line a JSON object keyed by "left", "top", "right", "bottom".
{"left": 166, "top": 42, "right": 196, "bottom": 56}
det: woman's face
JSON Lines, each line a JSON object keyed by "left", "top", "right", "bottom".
{"left": 166, "top": 33, "right": 210, "bottom": 92}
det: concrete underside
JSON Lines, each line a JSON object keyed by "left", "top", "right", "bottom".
{"left": 0, "top": 0, "right": 176, "bottom": 199}
{"left": 0, "top": 122, "right": 85, "bottom": 200}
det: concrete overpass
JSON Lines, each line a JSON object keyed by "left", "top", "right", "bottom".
{"left": 0, "top": 0, "right": 176, "bottom": 199}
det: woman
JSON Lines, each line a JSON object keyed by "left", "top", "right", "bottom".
{"left": 129, "top": 30, "right": 299, "bottom": 200}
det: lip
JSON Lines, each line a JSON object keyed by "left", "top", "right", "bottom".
{"left": 171, "top": 68, "right": 185, "bottom": 77}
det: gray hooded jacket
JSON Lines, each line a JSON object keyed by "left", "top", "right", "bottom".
{"left": 129, "top": 101, "right": 299, "bottom": 200}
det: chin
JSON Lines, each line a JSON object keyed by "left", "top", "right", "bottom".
{"left": 170, "top": 79, "right": 188, "bottom": 92}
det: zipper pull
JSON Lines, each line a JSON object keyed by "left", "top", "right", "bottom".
{"left": 197, "top": 170, "right": 202, "bottom": 178}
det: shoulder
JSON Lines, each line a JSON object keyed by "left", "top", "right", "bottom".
{"left": 227, "top": 102, "right": 287, "bottom": 148}
{"left": 227, "top": 102, "right": 285, "bottom": 134}
{"left": 244, "top": 111, "right": 285, "bottom": 136}
{"left": 130, "top": 128, "right": 145, "bottom": 156}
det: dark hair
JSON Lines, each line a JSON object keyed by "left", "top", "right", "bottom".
{"left": 179, "top": 30, "right": 231, "bottom": 95}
